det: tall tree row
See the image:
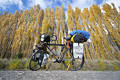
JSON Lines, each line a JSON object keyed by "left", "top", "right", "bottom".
{"left": 0, "top": 3, "right": 120, "bottom": 61}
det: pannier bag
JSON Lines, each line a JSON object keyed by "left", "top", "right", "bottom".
{"left": 73, "top": 43, "right": 83, "bottom": 58}
{"left": 40, "top": 34, "right": 50, "bottom": 42}
{"left": 71, "top": 34, "right": 87, "bottom": 43}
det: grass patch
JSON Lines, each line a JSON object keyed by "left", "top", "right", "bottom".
{"left": 0, "top": 58, "right": 29, "bottom": 70}
{"left": 81, "top": 59, "right": 120, "bottom": 71}
{"left": 0, "top": 59, "right": 9, "bottom": 70}
{"left": 0, "top": 59, "right": 120, "bottom": 71}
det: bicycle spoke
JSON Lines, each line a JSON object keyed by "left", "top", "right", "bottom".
{"left": 33, "top": 62, "right": 39, "bottom": 67}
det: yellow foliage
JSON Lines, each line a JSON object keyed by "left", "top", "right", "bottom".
{"left": 0, "top": 3, "right": 120, "bottom": 61}
{"left": 42, "top": 18, "right": 49, "bottom": 33}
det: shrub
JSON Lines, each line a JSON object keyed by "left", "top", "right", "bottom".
{"left": 98, "top": 61, "right": 107, "bottom": 71}
{"left": 8, "top": 59, "right": 25, "bottom": 70}
{"left": 0, "top": 59, "right": 9, "bottom": 70}
{"left": 113, "top": 64, "right": 119, "bottom": 71}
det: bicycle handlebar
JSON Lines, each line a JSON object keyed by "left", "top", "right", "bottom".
{"left": 50, "top": 35, "right": 57, "bottom": 41}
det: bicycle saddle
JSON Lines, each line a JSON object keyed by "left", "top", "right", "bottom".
{"left": 64, "top": 37, "right": 71, "bottom": 40}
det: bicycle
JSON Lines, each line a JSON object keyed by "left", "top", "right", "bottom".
{"left": 29, "top": 34, "right": 85, "bottom": 71}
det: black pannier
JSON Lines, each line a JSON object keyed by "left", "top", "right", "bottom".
{"left": 40, "top": 34, "right": 50, "bottom": 42}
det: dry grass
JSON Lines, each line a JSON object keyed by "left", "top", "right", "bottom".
{"left": 0, "top": 59, "right": 120, "bottom": 71}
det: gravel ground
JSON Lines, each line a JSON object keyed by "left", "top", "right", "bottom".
{"left": 0, "top": 71, "right": 120, "bottom": 80}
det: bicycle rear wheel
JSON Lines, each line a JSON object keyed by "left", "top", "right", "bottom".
{"left": 63, "top": 52, "right": 84, "bottom": 71}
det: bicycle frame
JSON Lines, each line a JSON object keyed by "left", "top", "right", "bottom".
{"left": 46, "top": 41, "right": 74, "bottom": 63}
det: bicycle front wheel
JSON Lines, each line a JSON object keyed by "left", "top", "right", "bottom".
{"left": 29, "top": 51, "right": 44, "bottom": 71}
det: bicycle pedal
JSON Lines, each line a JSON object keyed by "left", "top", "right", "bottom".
{"left": 53, "top": 59, "right": 61, "bottom": 63}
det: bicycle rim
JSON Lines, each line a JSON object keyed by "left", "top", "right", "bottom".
{"left": 29, "top": 52, "right": 43, "bottom": 71}
{"left": 63, "top": 55, "right": 84, "bottom": 71}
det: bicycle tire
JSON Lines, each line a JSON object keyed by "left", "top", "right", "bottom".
{"left": 29, "top": 51, "right": 44, "bottom": 71}
{"left": 62, "top": 51, "right": 84, "bottom": 71}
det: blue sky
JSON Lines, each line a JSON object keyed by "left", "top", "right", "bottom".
{"left": 0, "top": 0, "right": 120, "bottom": 14}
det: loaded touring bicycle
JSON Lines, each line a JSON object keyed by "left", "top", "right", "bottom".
{"left": 29, "top": 30, "right": 90, "bottom": 71}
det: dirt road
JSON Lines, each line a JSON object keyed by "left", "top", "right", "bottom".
{"left": 0, "top": 71, "right": 120, "bottom": 80}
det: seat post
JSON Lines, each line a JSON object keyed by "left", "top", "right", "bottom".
{"left": 66, "top": 41, "right": 70, "bottom": 48}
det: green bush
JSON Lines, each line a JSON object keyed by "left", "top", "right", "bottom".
{"left": 8, "top": 59, "right": 25, "bottom": 70}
